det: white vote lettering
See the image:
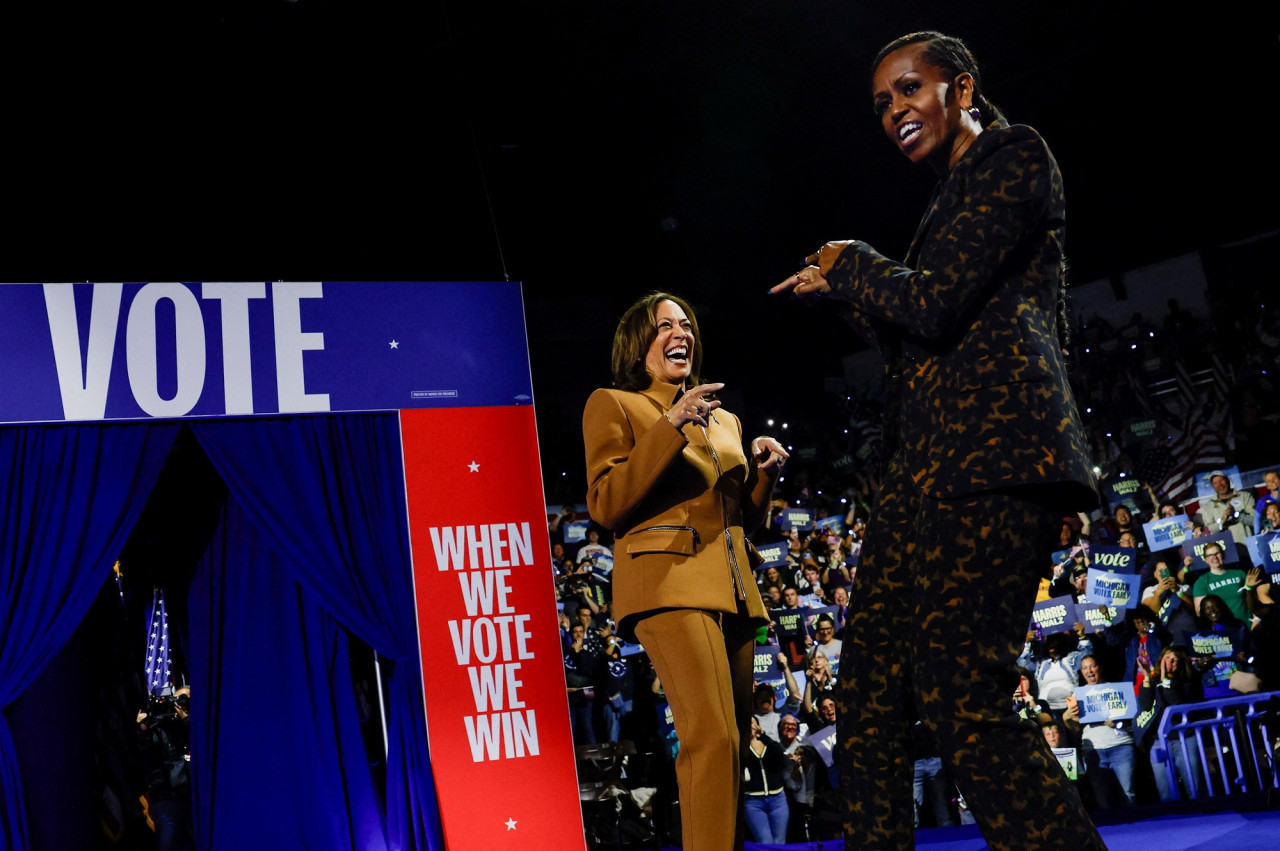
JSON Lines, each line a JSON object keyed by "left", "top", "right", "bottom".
{"left": 126, "top": 283, "right": 206, "bottom": 417}
{"left": 202, "top": 282, "right": 266, "bottom": 415}
{"left": 272, "top": 281, "right": 329, "bottom": 413}
{"left": 43, "top": 283, "right": 122, "bottom": 420}
{"left": 42, "top": 282, "right": 329, "bottom": 419}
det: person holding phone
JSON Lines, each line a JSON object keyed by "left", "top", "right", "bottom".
{"left": 1136, "top": 647, "right": 1204, "bottom": 801}
{"left": 1141, "top": 557, "right": 1196, "bottom": 638}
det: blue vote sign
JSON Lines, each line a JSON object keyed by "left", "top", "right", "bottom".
{"left": 0, "top": 281, "right": 533, "bottom": 423}
{"left": 754, "top": 541, "right": 790, "bottom": 569}
{"left": 779, "top": 509, "right": 814, "bottom": 531}
{"left": 1086, "top": 569, "right": 1142, "bottom": 609}
{"left": 1144, "top": 515, "right": 1194, "bottom": 551}
{"left": 1090, "top": 545, "right": 1138, "bottom": 574}
{"left": 1075, "top": 683, "right": 1137, "bottom": 724}
{"left": 1030, "top": 595, "right": 1077, "bottom": 636}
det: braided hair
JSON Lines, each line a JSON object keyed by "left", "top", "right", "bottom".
{"left": 870, "top": 31, "right": 1007, "bottom": 127}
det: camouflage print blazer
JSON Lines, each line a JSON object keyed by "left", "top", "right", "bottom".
{"left": 826, "top": 122, "right": 1095, "bottom": 506}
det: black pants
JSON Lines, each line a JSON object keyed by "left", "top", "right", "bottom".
{"left": 835, "top": 457, "right": 1105, "bottom": 850}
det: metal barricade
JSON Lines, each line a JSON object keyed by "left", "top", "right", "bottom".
{"left": 1153, "top": 690, "right": 1280, "bottom": 800}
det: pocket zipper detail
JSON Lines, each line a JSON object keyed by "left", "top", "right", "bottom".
{"left": 631, "top": 524, "right": 701, "bottom": 549}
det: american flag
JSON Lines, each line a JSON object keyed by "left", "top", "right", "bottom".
{"left": 1209, "top": 352, "right": 1235, "bottom": 402}
{"left": 144, "top": 588, "right": 172, "bottom": 695}
{"left": 1121, "top": 368, "right": 1156, "bottom": 418}
{"left": 1172, "top": 361, "right": 1199, "bottom": 412}
{"left": 1145, "top": 405, "right": 1228, "bottom": 503}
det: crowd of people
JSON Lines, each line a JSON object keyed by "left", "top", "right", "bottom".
{"left": 552, "top": 290, "right": 1280, "bottom": 843}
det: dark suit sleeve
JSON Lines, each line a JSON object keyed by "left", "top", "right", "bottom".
{"left": 584, "top": 389, "right": 687, "bottom": 531}
{"left": 825, "top": 132, "right": 1055, "bottom": 340}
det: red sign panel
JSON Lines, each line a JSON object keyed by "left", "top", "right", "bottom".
{"left": 401, "top": 406, "right": 584, "bottom": 849}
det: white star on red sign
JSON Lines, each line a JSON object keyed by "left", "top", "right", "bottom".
{"left": 468, "top": 461, "right": 480, "bottom": 473}
{"left": 504, "top": 818, "right": 517, "bottom": 831}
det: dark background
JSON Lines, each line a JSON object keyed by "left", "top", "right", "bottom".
{"left": 7, "top": 1, "right": 1279, "bottom": 499}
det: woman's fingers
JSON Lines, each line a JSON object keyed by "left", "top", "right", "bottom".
{"left": 770, "top": 272, "right": 803, "bottom": 295}
{"left": 669, "top": 382, "right": 724, "bottom": 426}
{"left": 772, "top": 265, "right": 830, "bottom": 296}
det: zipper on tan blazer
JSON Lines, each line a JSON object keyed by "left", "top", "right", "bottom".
{"left": 700, "top": 424, "right": 746, "bottom": 601}
{"left": 631, "top": 524, "right": 701, "bottom": 547}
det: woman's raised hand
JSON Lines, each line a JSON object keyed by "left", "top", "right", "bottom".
{"left": 772, "top": 265, "right": 831, "bottom": 298}
{"left": 1137, "top": 657, "right": 1154, "bottom": 684}
{"left": 665, "top": 382, "right": 724, "bottom": 428}
{"left": 770, "top": 241, "right": 857, "bottom": 296}
{"left": 751, "top": 436, "right": 790, "bottom": 473}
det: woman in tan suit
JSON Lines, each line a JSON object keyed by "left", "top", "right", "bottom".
{"left": 583, "top": 291, "right": 787, "bottom": 850}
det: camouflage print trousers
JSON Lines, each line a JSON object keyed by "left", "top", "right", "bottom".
{"left": 835, "top": 457, "right": 1106, "bottom": 850}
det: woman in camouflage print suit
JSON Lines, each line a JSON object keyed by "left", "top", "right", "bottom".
{"left": 773, "top": 31, "right": 1106, "bottom": 851}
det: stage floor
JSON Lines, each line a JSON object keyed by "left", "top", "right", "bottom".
{"left": 730, "top": 801, "right": 1280, "bottom": 851}
{"left": 913, "top": 809, "right": 1280, "bottom": 850}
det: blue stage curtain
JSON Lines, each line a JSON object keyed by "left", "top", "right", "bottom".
{"left": 188, "top": 497, "right": 387, "bottom": 850}
{"left": 0, "top": 423, "right": 178, "bottom": 851}
{"left": 191, "top": 415, "right": 443, "bottom": 851}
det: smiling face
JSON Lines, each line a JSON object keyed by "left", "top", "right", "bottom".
{"left": 778, "top": 715, "right": 799, "bottom": 745}
{"left": 643, "top": 299, "right": 695, "bottom": 386}
{"left": 1267, "top": 503, "right": 1280, "bottom": 525}
{"left": 815, "top": 620, "right": 835, "bottom": 644}
{"left": 1115, "top": 506, "right": 1132, "bottom": 526}
{"left": 871, "top": 42, "right": 976, "bottom": 174}
{"left": 1211, "top": 475, "right": 1232, "bottom": 497}
{"left": 1201, "top": 597, "right": 1226, "bottom": 624}
{"left": 1080, "top": 656, "right": 1101, "bottom": 685}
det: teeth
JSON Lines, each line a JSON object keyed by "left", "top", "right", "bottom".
{"left": 666, "top": 346, "right": 687, "bottom": 360}
{"left": 898, "top": 122, "right": 922, "bottom": 142}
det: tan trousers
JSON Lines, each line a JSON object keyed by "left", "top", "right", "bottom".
{"left": 635, "top": 608, "right": 756, "bottom": 851}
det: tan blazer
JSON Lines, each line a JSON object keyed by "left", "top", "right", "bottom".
{"left": 583, "top": 378, "right": 774, "bottom": 640}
